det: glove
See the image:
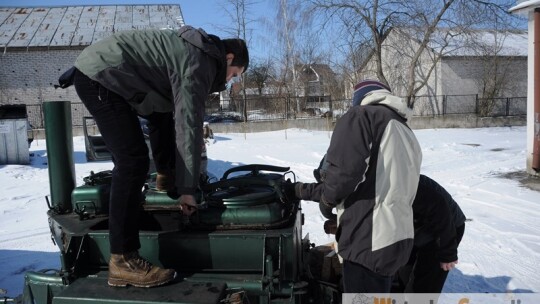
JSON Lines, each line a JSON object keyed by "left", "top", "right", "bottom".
{"left": 323, "top": 219, "right": 338, "bottom": 235}
{"left": 319, "top": 202, "right": 337, "bottom": 221}
{"left": 313, "top": 168, "right": 322, "bottom": 183}
{"left": 282, "top": 179, "right": 300, "bottom": 203}
{"left": 179, "top": 194, "right": 198, "bottom": 216}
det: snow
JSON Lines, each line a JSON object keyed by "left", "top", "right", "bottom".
{"left": 510, "top": 0, "right": 540, "bottom": 13}
{"left": 1, "top": 126, "right": 540, "bottom": 297}
{"left": 428, "top": 29, "right": 528, "bottom": 57}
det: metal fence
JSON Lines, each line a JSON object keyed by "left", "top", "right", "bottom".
{"left": 205, "top": 95, "right": 350, "bottom": 123}
{"left": 25, "top": 94, "right": 527, "bottom": 129}
{"left": 26, "top": 102, "right": 92, "bottom": 129}
{"left": 477, "top": 97, "right": 528, "bottom": 117}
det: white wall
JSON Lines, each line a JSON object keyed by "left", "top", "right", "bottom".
{"left": 526, "top": 12, "right": 538, "bottom": 176}
{"left": 440, "top": 56, "right": 527, "bottom": 96}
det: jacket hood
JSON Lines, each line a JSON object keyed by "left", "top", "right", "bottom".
{"left": 360, "top": 89, "right": 412, "bottom": 120}
{"left": 178, "top": 26, "right": 227, "bottom": 92}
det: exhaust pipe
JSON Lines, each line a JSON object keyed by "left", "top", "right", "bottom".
{"left": 43, "top": 101, "right": 75, "bottom": 213}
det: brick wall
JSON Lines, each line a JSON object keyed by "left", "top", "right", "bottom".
{"left": 0, "top": 48, "right": 83, "bottom": 126}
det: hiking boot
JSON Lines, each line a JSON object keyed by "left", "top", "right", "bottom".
{"left": 156, "top": 173, "right": 173, "bottom": 192}
{"left": 108, "top": 251, "right": 176, "bottom": 287}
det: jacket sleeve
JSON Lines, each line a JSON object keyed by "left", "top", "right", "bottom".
{"left": 304, "top": 109, "right": 373, "bottom": 207}
{"left": 171, "top": 47, "right": 216, "bottom": 194}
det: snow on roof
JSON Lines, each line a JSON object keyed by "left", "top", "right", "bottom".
{"left": 509, "top": 0, "right": 540, "bottom": 13}
{"left": 441, "top": 29, "right": 528, "bottom": 57}
{"left": 401, "top": 27, "right": 529, "bottom": 57}
{"left": 0, "top": 5, "right": 184, "bottom": 49}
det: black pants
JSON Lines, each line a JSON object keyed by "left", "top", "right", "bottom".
{"left": 398, "top": 224, "right": 466, "bottom": 293}
{"left": 342, "top": 260, "right": 393, "bottom": 293}
{"left": 74, "top": 70, "right": 149, "bottom": 254}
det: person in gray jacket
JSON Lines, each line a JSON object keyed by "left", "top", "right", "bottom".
{"left": 71, "top": 26, "right": 249, "bottom": 288}
{"left": 286, "top": 80, "right": 422, "bottom": 292}
{"left": 315, "top": 167, "right": 466, "bottom": 293}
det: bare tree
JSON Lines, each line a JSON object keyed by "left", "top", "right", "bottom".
{"left": 468, "top": 28, "right": 525, "bottom": 116}
{"left": 308, "top": 0, "right": 518, "bottom": 107}
{"left": 222, "top": 0, "right": 259, "bottom": 121}
{"left": 275, "top": 0, "right": 302, "bottom": 111}
{"left": 245, "top": 58, "right": 275, "bottom": 95}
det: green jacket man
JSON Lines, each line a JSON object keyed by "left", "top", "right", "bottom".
{"left": 71, "top": 25, "right": 249, "bottom": 288}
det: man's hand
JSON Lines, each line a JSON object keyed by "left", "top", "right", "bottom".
{"left": 179, "top": 194, "right": 198, "bottom": 216}
{"left": 440, "top": 260, "right": 458, "bottom": 271}
{"left": 282, "top": 180, "right": 300, "bottom": 202}
{"left": 323, "top": 219, "right": 337, "bottom": 235}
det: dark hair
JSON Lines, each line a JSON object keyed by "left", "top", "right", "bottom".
{"left": 222, "top": 38, "right": 249, "bottom": 72}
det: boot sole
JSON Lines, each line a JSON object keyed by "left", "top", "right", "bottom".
{"left": 108, "top": 272, "right": 176, "bottom": 288}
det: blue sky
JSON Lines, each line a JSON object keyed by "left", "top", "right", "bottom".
{"left": 0, "top": 0, "right": 273, "bottom": 58}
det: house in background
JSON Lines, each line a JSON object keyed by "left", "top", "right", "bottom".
{"left": 295, "top": 63, "right": 338, "bottom": 103}
{"left": 510, "top": 0, "right": 540, "bottom": 177}
{"left": 0, "top": 5, "right": 184, "bottom": 127}
{"left": 359, "top": 27, "right": 528, "bottom": 116}
{"left": 292, "top": 63, "right": 343, "bottom": 116}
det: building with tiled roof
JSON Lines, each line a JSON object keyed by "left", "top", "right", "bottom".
{"left": 0, "top": 5, "right": 184, "bottom": 127}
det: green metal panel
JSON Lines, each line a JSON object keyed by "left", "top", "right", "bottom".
{"left": 86, "top": 233, "right": 111, "bottom": 268}
{"left": 43, "top": 101, "right": 75, "bottom": 213}
{"left": 52, "top": 275, "right": 226, "bottom": 304}
{"left": 23, "top": 271, "right": 66, "bottom": 304}
{"left": 144, "top": 190, "right": 178, "bottom": 206}
{"left": 196, "top": 202, "right": 288, "bottom": 226}
{"left": 72, "top": 184, "right": 110, "bottom": 215}
{"left": 159, "top": 233, "right": 266, "bottom": 271}
{"left": 144, "top": 189, "right": 291, "bottom": 227}
{"left": 87, "top": 231, "right": 267, "bottom": 271}
{"left": 82, "top": 230, "right": 294, "bottom": 272}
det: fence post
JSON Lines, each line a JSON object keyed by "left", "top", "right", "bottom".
{"left": 442, "top": 95, "right": 447, "bottom": 115}
{"left": 506, "top": 98, "right": 510, "bottom": 116}
{"left": 475, "top": 94, "right": 479, "bottom": 115}
{"left": 243, "top": 94, "right": 248, "bottom": 122}
{"left": 285, "top": 95, "right": 289, "bottom": 120}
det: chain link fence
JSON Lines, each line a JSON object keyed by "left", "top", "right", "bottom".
{"left": 25, "top": 94, "right": 527, "bottom": 129}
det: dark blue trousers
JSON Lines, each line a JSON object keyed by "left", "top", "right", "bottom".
{"left": 73, "top": 69, "right": 149, "bottom": 254}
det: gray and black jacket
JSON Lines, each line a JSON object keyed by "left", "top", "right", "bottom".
{"left": 295, "top": 90, "right": 422, "bottom": 276}
{"left": 75, "top": 26, "right": 227, "bottom": 194}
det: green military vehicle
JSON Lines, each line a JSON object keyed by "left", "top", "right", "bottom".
{"left": 15, "top": 101, "right": 341, "bottom": 304}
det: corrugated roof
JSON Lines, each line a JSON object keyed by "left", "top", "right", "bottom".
{"left": 0, "top": 5, "right": 184, "bottom": 49}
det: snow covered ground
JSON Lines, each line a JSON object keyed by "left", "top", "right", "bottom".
{"left": 1, "top": 126, "right": 539, "bottom": 297}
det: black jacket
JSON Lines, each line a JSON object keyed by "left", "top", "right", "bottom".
{"left": 413, "top": 175, "right": 466, "bottom": 262}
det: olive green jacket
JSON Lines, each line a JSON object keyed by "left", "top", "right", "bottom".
{"left": 75, "top": 26, "right": 227, "bottom": 194}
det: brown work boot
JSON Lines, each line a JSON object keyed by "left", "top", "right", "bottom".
{"left": 156, "top": 173, "right": 173, "bottom": 192}
{"left": 108, "top": 251, "right": 176, "bottom": 287}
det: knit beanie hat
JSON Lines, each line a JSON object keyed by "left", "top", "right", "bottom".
{"left": 352, "top": 79, "right": 391, "bottom": 106}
